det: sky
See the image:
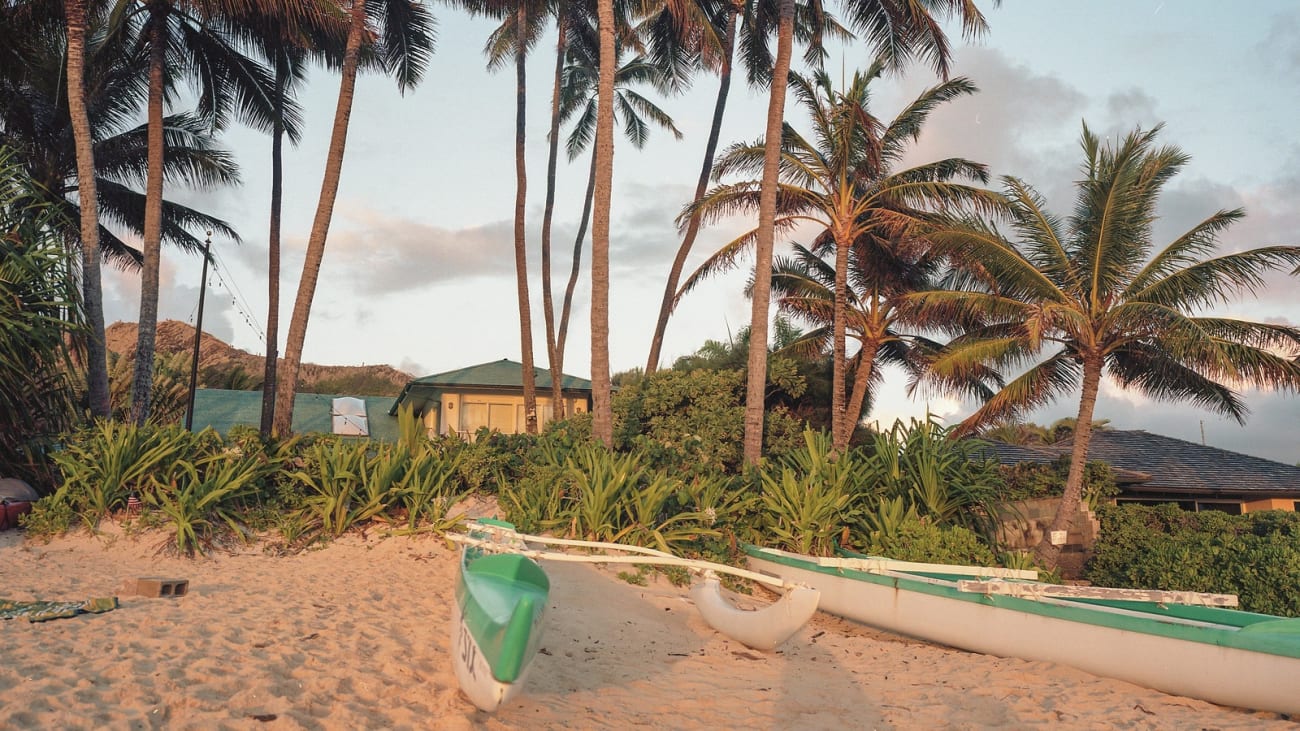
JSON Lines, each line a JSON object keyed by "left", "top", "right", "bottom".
{"left": 100, "top": 0, "right": 1300, "bottom": 464}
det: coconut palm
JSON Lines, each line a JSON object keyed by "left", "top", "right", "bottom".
{"left": 116, "top": 0, "right": 308, "bottom": 426}
{"left": 0, "top": 28, "right": 241, "bottom": 263}
{"left": 65, "top": 0, "right": 109, "bottom": 418}
{"left": 469, "top": 0, "right": 553, "bottom": 434}
{"left": 769, "top": 238, "right": 999, "bottom": 443}
{"left": 735, "top": 0, "right": 990, "bottom": 464}
{"left": 274, "top": 0, "right": 435, "bottom": 436}
{"left": 642, "top": 0, "right": 849, "bottom": 376}
{"left": 590, "top": 0, "right": 616, "bottom": 445}
{"left": 543, "top": 38, "right": 682, "bottom": 423}
{"left": 224, "top": 2, "right": 348, "bottom": 436}
{"left": 683, "top": 67, "right": 1000, "bottom": 450}
{"left": 917, "top": 124, "right": 1300, "bottom": 567}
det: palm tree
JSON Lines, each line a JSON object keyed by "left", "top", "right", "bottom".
{"left": 918, "top": 124, "right": 1300, "bottom": 567}
{"left": 590, "top": 0, "right": 616, "bottom": 445}
{"left": 735, "top": 0, "right": 990, "bottom": 464}
{"left": 0, "top": 30, "right": 241, "bottom": 261}
{"left": 472, "top": 0, "right": 552, "bottom": 434}
{"left": 274, "top": 0, "right": 434, "bottom": 436}
{"left": 64, "top": 0, "right": 110, "bottom": 419}
{"left": 544, "top": 37, "right": 682, "bottom": 422}
{"left": 117, "top": 0, "right": 307, "bottom": 426}
{"left": 769, "top": 238, "right": 998, "bottom": 443}
{"left": 684, "top": 67, "right": 999, "bottom": 450}
{"left": 642, "top": 0, "right": 848, "bottom": 376}
{"left": 226, "top": 2, "right": 347, "bottom": 436}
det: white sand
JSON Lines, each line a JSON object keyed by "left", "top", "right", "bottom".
{"left": 0, "top": 526, "right": 1292, "bottom": 729}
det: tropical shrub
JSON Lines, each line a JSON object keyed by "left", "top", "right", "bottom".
{"left": 0, "top": 149, "right": 84, "bottom": 491}
{"left": 999, "top": 456, "right": 1119, "bottom": 510}
{"left": 613, "top": 368, "right": 747, "bottom": 473}
{"left": 146, "top": 453, "right": 265, "bottom": 555}
{"left": 862, "top": 517, "right": 998, "bottom": 566}
{"left": 49, "top": 421, "right": 202, "bottom": 526}
{"left": 1086, "top": 504, "right": 1300, "bottom": 616}
{"left": 754, "top": 430, "right": 864, "bottom": 555}
{"left": 856, "top": 419, "right": 1004, "bottom": 544}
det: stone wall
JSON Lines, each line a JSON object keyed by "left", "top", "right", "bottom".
{"left": 995, "top": 497, "right": 1101, "bottom": 551}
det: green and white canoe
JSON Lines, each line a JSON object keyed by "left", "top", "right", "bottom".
{"left": 452, "top": 520, "right": 549, "bottom": 712}
{"left": 745, "top": 544, "right": 1300, "bottom": 716}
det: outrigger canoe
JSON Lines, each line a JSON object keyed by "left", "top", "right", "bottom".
{"left": 450, "top": 521, "right": 819, "bottom": 660}
{"left": 744, "top": 544, "right": 1300, "bottom": 716}
{"left": 452, "top": 520, "right": 549, "bottom": 712}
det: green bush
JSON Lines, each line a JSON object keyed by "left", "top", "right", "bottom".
{"left": 998, "top": 456, "right": 1119, "bottom": 509}
{"left": 853, "top": 418, "right": 1005, "bottom": 546}
{"left": 863, "top": 517, "right": 998, "bottom": 566}
{"left": 613, "top": 368, "right": 747, "bottom": 474}
{"left": 754, "top": 430, "right": 863, "bottom": 555}
{"left": 1086, "top": 504, "right": 1300, "bottom": 616}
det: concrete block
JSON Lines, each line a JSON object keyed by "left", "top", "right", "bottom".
{"left": 123, "top": 577, "right": 189, "bottom": 598}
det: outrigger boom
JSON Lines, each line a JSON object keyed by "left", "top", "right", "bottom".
{"left": 448, "top": 522, "right": 820, "bottom": 652}
{"left": 449, "top": 522, "right": 799, "bottom": 590}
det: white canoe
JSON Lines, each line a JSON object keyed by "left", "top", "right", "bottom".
{"left": 745, "top": 544, "right": 1300, "bottom": 716}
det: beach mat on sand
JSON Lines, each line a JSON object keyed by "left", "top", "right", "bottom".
{"left": 0, "top": 597, "right": 118, "bottom": 622}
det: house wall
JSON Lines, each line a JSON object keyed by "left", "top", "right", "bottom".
{"left": 427, "top": 391, "right": 588, "bottom": 437}
{"left": 1242, "top": 497, "right": 1297, "bottom": 513}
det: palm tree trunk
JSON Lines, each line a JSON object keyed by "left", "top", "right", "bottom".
{"left": 843, "top": 337, "right": 880, "bottom": 444}
{"left": 644, "top": 4, "right": 738, "bottom": 375}
{"left": 556, "top": 152, "right": 597, "bottom": 401}
{"left": 260, "top": 68, "right": 286, "bottom": 436}
{"left": 64, "top": 0, "right": 110, "bottom": 419}
{"left": 274, "top": 0, "right": 367, "bottom": 437}
{"left": 590, "top": 0, "right": 616, "bottom": 447}
{"left": 540, "top": 3, "right": 568, "bottom": 420}
{"left": 831, "top": 232, "right": 849, "bottom": 450}
{"left": 742, "top": 0, "right": 795, "bottom": 465}
{"left": 131, "top": 3, "right": 168, "bottom": 426}
{"left": 1036, "top": 353, "right": 1103, "bottom": 569}
{"left": 512, "top": 6, "right": 539, "bottom": 435}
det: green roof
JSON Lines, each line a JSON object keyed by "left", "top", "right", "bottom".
{"left": 407, "top": 359, "right": 592, "bottom": 390}
{"left": 191, "top": 389, "right": 401, "bottom": 441}
{"left": 391, "top": 359, "right": 592, "bottom": 416}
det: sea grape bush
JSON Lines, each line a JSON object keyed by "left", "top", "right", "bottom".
{"left": 998, "top": 456, "right": 1119, "bottom": 509}
{"left": 1086, "top": 504, "right": 1300, "bottom": 617}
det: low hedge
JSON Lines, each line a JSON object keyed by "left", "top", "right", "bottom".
{"left": 1085, "top": 504, "right": 1300, "bottom": 617}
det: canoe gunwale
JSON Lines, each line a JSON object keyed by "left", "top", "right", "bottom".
{"left": 741, "top": 544, "right": 1300, "bottom": 660}
{"left": 744, "top": 544, "right": 1300, "bottom": 716}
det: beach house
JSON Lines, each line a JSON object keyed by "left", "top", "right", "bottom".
{"left": 388, "top": 359, "right": 593, "bottom": 438}
{"left": 984, "top": 429, "right": 1300, "bottom": 514}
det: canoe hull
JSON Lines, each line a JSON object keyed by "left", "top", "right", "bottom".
{"left": 746, "top": 548, "right": 1300, "bottom": 716}
{"left": 451, "top": 598, "right": 535, "bottom": 712}
{"left": 452, "top": 533, "right": 549, "bottom": 713}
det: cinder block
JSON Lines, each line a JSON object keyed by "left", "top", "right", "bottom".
{"left": 123, "top": 577, "right": 189, "bottom": 598}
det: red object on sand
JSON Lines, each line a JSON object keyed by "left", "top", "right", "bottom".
{"left": 3, "top": 501, "right": 31, "bottom": 530}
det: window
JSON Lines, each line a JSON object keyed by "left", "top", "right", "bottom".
{"left": 331, "top": 397, "right": 369, "bottom": 436}
{"left": 462, "top": 402, "right": 489, "bottom": 434}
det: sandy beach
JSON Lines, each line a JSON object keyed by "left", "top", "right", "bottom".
{"left": 0, "top": 525, "right": 1293, "bottom": 730}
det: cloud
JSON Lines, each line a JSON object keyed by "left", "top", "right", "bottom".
{"left": 318, "top": 209, "right": 518, "bottom": 294}
{"left": 101, "top": 255, "right": 237, "bottom": 345}
{"left": 891, "top": 47, "right": 1086, "bottom": 182}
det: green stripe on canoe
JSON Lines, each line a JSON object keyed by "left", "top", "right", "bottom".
{"left": 457, "top": 546, "right": 549, "bottom": 684}
{"left": 742, "top": 543, "right": 1300, "bottom": 661}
